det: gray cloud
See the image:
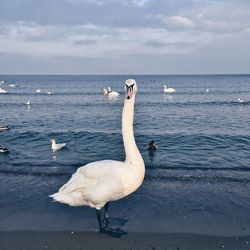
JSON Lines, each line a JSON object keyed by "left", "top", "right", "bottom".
{"left": 0, "top": 0, "right": 249, "bottom": 74}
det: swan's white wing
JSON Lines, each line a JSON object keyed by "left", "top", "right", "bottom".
{"left": 50, "top": 160, "right": 128, "bottom": 208}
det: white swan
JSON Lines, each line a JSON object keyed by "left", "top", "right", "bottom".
{"left": 26, "top": 100, "right": 31, "bottom": 105}
{"left": 103, "top": 86, "right": 119, "bottom": 98}
{"left": 50, "top": 79, "right": 145, "bottom": 231}
{"left": 51, "top": 139, "right": 66, "bottom": 151}
{"left": 9, "top": 84, "right": 16, "bottom": 88}
{"left": 36, "top": 89, "right": 41, "bottom": 93}
{"left": 163, "top": 84, "right": 176, "bottom": 93}
{"left": 47, "top": 91, "right": 52, "bottom": 95}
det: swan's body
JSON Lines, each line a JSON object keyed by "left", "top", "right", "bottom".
{"left": 163, "top": 85, "right": 176, "bottom": 93}
{"left": 50, "top": 79, "right": 144, "bottom": 231}
{"left": 0, "top": 88, "right": 6, "bottom": 93}
{"left": 51, "top": 139, "right": 66, "bottom": 151}
{"left": 103, "top": 86, "right": 119, "bottom": 97}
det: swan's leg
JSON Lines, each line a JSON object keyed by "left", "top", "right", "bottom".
{"left": 96, "top": 209, "right": 104, "bottom": 231}
{"left": 104, "top": 202, "right": 110, "bottom": 224}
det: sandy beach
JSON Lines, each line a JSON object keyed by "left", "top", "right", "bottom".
{"left": 1, "top": 231, "right": 250, "bottom": 250}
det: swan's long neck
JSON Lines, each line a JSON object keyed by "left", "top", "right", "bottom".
{"left": 122, "top": 96, "right": 142, "bottom": 164}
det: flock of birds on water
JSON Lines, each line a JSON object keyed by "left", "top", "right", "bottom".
{"left": 0, "top": 78, "right": 248, "bottom": 234}
{"left": 0, "top": 78, "right": 247, "bottom": 154}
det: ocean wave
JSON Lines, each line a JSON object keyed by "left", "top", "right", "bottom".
{"left": 1, "top": 165, "right": 250, "bottom": 185}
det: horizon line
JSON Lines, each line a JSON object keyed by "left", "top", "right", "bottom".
{"left": 0, "top": 73, "right": 250, "bottom": 76}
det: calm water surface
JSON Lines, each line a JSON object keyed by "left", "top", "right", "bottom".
{"left": 0, "top": 75, "right": 250, "bottom": 235}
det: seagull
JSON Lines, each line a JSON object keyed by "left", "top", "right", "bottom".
{"left": 0, "top": 125, "right": 10, "bottom": 131}
{"left": 0, "top": 145, "right": 8, "bottom": 153}
{"left": 0, "top": 88, "right": 7, "bottom": 93}
{"left": 0, "top": 81, "right": 7, "bottom": 93}
{"left": 237, "top": 98, "right": 245, "bottom": 104}
{"left": 51, "top": 139, "right": 66, "bottom": 151}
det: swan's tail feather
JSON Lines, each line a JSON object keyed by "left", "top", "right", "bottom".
{"left": 49, "top": 191, "right": 87, "bottom": 207}
{"left": 49, "top": 192, "right": 72, "bottom": 205}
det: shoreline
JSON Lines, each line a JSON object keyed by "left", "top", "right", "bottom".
{"left": 1, "top": 231, "right": 250, "bottom": 250}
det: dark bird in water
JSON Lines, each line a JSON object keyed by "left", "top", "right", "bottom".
{"left": 147, "top": 140, "right": 157, "bottom": 151}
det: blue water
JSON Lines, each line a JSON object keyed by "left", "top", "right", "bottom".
{"left": 0, "top": 74, "right": 250, "bottom": 235}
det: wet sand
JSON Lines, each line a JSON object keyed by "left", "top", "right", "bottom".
{"left": 1, "top": 231, "right": 250, "bottom": 250}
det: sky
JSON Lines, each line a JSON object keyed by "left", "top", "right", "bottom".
{"left": 0, "top": 0, "right": 249, "bottom": 74}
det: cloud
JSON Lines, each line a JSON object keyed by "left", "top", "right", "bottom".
{"left": 168, "top": 16, "right": 195, "bottom": 28}
{"left": 0, "top": 0, "right": 249, "bottom": 73}
{"left": 0, "top": 21, "right": 215, "bottom": 59}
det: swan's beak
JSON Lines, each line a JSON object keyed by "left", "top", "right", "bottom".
{"left": 126, "top": 84, "right": 134, "bottom": 100}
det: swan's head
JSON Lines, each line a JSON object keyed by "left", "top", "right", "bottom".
{"left": 125, "top": 79, "right": 137, "bottom": 100}
{"left": 51, "top": 139, "right": 56, "bottom": 144}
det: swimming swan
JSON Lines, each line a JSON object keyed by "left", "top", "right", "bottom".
{"left": 50, "top": 79, "right": 145, "bottom": 231}
{"left": 103, "top": 86, "right": 119, "bottom": 97}
{"left": 163, "top": 85, "right": 176, "bottom": 93}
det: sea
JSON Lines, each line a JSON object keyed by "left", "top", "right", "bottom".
{"left": 0, "top": 74, "right": 250, "bottom": 235}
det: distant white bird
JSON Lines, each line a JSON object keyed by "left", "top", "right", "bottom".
{"left": 0, "top": 145, "right": 8, "bottom": 153}
{"left": 9, "top": 84, "right": 16, "bottom": 88}
{"left": 206, "top": 89, "right": 209, "bottom": 93}
{"left": 50, "top": 79, "right": 145, "bottom": 232}
{"left": 237, "top": 98, "right": 245, "bottom": 104}
{"left": 0, "top": 125, "right": 10, "bottom": 131}
{"left": 0, "top": 81, "right": 6, "bottom": 93}
{"left": 103, "top": 86, "right": 119, "bottom": 98}
{"left": 36, "top": 89, "right": 41, "bottom": 93}
{"left": 51, "top": 139, "right": 66, "bottom": 151}
{"left": 163, "top": 85, "right": 176, "bottom": 93}
{"left": 0, "top": 88, "right": 7, "bottom": 93}
{"left": 26, "top": 100, "right": 31, "bottom": 105}
{"left": 47, "top": 91, "right": 52, "bottom": 95}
